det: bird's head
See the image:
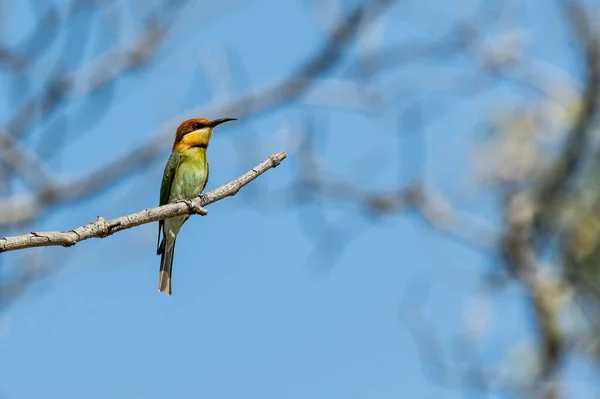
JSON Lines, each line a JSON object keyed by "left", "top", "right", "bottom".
{"left": 173, "top": 117, "right": 236, "bottom": 151}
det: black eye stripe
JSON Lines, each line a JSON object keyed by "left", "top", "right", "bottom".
{"left": 192, "top": 122, "right": 208, "bottom": 130}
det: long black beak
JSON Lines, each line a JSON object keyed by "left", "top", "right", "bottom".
{"left": 209, "top": 118, "right": 237, "bottom": 128}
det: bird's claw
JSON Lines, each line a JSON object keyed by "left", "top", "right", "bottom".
{"left": 179, "top": 199, "right": 208, "bottom": 216}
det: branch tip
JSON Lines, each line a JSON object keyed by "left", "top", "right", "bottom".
{"left": 271, "top": 152, "right": 287, "bottom": 167}
{"left": 0, "top": 152, "right": 286, "bottom": 252}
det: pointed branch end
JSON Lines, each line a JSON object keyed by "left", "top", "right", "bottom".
{"left": 271, "top": 152, "right": 287, "bottom": 167}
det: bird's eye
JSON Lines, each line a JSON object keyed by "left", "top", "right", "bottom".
{"left": 192, "top": 123, "right": 201, "bottom": 130}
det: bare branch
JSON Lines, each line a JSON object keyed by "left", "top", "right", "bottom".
{"left": 0, "top": 152, "right": 286, "bottom": 253}
{"left": 410, "top": 185, "right": 498, "bottom": 250}
{"left": 533, "top": 0, "right": 600, "bottom": 233}
{"left": 6, "top": 1, "right": 186, "bottom": 140}
{"left": 0, "top": 131, "right": 55, "bottom": 192}
{"left": 0, "top": 0, "right": 396, "bottom": 226}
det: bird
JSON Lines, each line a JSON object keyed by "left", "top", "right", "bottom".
{"left": 157, "top": 117, "right": 236, "bottom": 296}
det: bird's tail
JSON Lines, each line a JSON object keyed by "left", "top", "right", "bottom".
{"left": 158, "top": 237, "right": 176, "bottom": 296}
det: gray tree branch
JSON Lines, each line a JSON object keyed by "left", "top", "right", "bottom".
{"left": 0, "top": 152, "right": 286, "bottom": 253}
{"left": 0, "top": 0, "right": 394, "bottom": 226}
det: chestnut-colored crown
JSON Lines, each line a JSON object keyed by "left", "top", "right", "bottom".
{"left": 175, "top": 118, "right": 211, "bottom": 143}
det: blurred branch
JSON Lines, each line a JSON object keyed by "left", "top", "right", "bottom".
{"left": 410, "top": 185, "right": 498, "bottom": 250}
{"left": 301, "top": 172, "right": 498, "bottom": 250}
{"left": 0, "top": 0, "right": 395, "bottom": 226}
{"left": 0, "top": 248, "right": 65, "bottom": 311}
{"left": 7, "top": 8, "right": 177, "bottom": 139}
{"left": 400, "top": 281, "right": 503, "bottom": 395}
{"left": 2, "top": 0, "right": 597, "bottom": 395}
{"left": 0, "top": 131, "right": 55, "bottom": 192}
{"left": 295, "top": 117, "right": 497, "bottom": 250}
{"left": 0, "top": 152, "right": 286, "bottom": 253}
{"left": 499, "top": 2, "right": 600, "bottom": 398}
{"left": 533, "top": 0, "right": 600, "bottom": 234}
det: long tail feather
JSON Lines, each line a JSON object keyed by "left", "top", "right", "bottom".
{"left": 158, "top": 238, "right": 176, "bottom": 296}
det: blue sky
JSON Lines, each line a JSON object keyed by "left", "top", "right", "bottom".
{"left": 0, "top": 0, "right": 598, "bottom": 398}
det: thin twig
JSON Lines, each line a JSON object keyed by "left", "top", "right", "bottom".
{"left": 0, "top": 0, "right": 395, "bottom": 226}
{"left": 499, "top": 3, "right": 600, "bottom": 398}
{"left": 0, "top": 152, "right": 286, "bottom": 253}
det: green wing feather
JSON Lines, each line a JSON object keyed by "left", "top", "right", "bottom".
{"left": 201, "top": 163, "right": 209, "bottom": 193}
{"left": 157, "top": 152, "right": 181, "bottom": 254}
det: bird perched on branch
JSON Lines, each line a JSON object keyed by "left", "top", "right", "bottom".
{"left": 157, "top": 117, "right": 236, "bottom": 295}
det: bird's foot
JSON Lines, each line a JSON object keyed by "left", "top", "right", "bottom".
{"left": 179, "top": 199, "right": 208, "bottom": 216}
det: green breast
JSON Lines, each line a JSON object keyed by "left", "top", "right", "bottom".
{"left": 169, "top": 153, "right": 208, "bottom": 202}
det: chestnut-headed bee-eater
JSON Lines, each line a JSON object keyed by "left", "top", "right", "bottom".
{"left": 157, "top": 117, "right": 236, "bottom": 296}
